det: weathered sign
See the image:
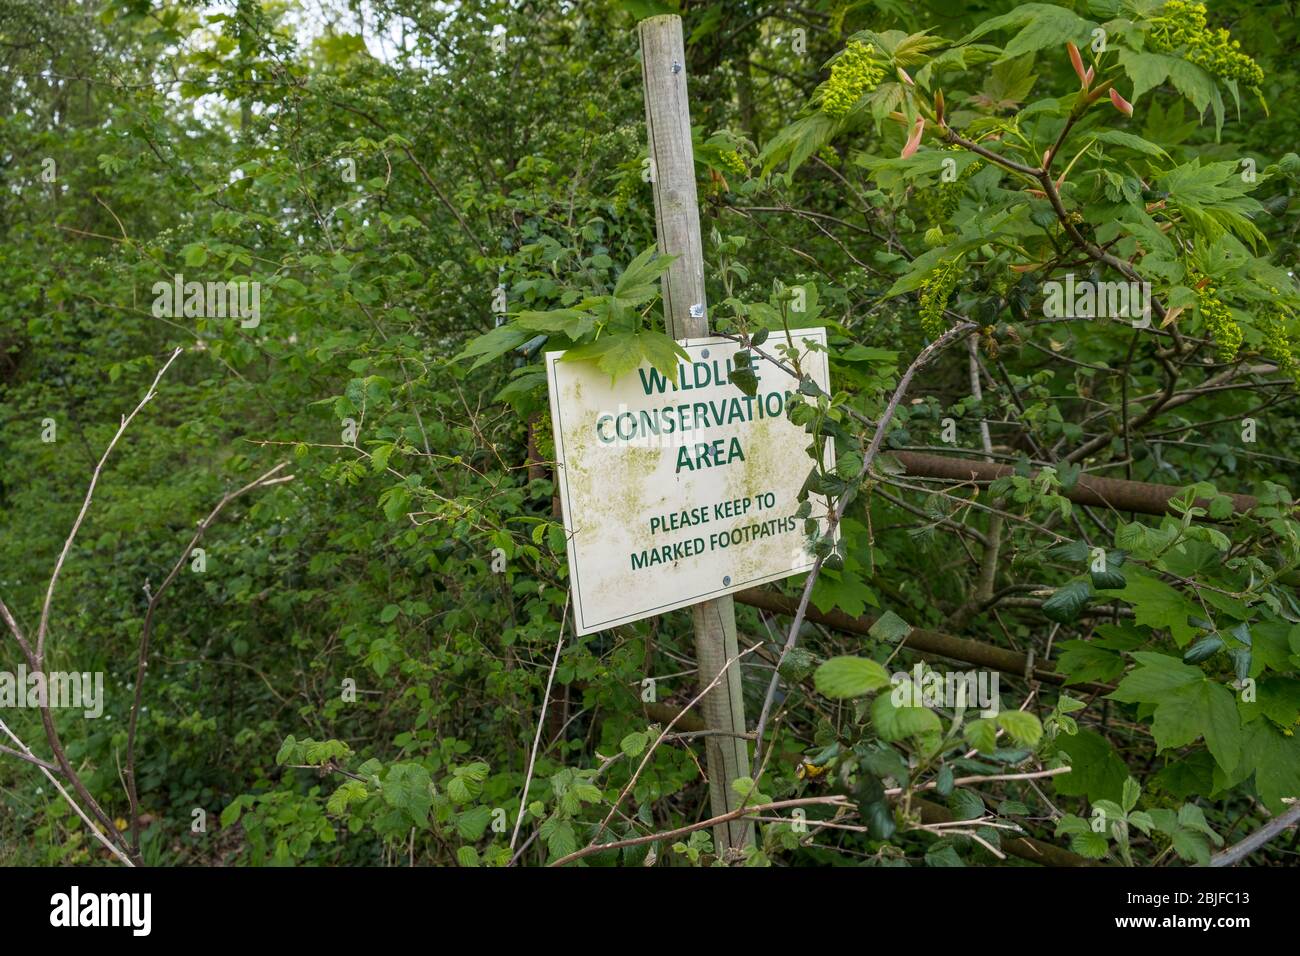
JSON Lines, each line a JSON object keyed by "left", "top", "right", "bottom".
{"left": 546, "top": 328, "right": 835, "bottom": 635}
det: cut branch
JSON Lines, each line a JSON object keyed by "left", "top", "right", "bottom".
{"left": 735, "top": 586, "right": 1112, "bottom": 694}
{"left": 887, "top": 450, "right": 1257, "bottom": 517}
{"left": 751, "top": 322, "right": 978, "bottom": 764}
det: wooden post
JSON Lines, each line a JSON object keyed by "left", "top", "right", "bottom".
{"left": 638, "top": 14, "right": 754, "bottom": 856}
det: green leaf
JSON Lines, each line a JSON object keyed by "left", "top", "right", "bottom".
{"left": 1149, "top": 680, "right": 1242, "bottom": 775}
{"left": 612, "top": 245, "right": 675, "bottom": 305}
{"left": 1065, "top": 827, "right": 1110, "bottom": 859}
{"left": 220, "top": 799, "right": 244, "bottom": 827}
{"left": 1091, "top": 568, "right": 1127, "bottom": 591}
{"left": 455, "top": 805, "right": 493, "bottom": 840}
{"left": 515, "top": 308, "right": 594, "bottom": 339}
{"left": 758, "top": 111, "right": 837, "bottom": 179}
{"left": 620, "top": 731, "right": 649, "bottom": 757}
{"left": 949, "top": 788, "right": 985, "bottom": 820}
{"left": 561, "top": 330, "right": 688, "bottom": 384}
{"left": 1121, "top": 777, "right": 1141, "bottom": 813}
{"left": 811, "top": 568, "right": 876, "bottom": 618}
{"left": 964, "top": 718, "right": 998, "bottom": 754}
{"left": 1055, "top": 640, "right": 1127, "bottom": 686}
{"left": 1183, "top": 633, "right": 1225, "bottom": 664}
{"left": 1111, "top": 574, "right": 1200, "bottom": 646}
{"left": 1111, "top": 653, "right": 1241, "bottom": 774}
{"left": 456, "top": 846, "right": 481, "bottom": 867}
{"left": 729, "top": 366, "right": 759, "bottom": 396}
{"left": 1177, "top": 803, "right": 1222, "bottom": 844}
{"left": 778, "top": 646, "right": 817, "bottom": 681}
{"left": 1110, "top": 652, "right": 1205, "bottom": 703}
{"left": 996, "top": 710, "right": 1043, "bottom": 748}
{"left": 1170, "top": 828, "right": 1210, "bottom": 864}
{"left": 814, "top": 656, "right": 892, "bottom": 698}
{"left": 182, "top": 243, "right": 208, "bottom": 267}
{"left": 956, "top": 4, "right": 1094, "bottom": 60}
{"left": 925, "top": 844, "right": 965, "bottom": 867}
{"left": 540, "top": 817, "right": 577, "bottom": 860}
{"left": 1042, "top": 579, "right": 1092, "bottom": 623}
{"left": 869, "top": 610, "right": 912, "bottom": 643}
{"left": 1234, "top": 720, "right": 1300, "bottom": 813}
{"left": 455, "top": 324, "right": 530, "bottom": 370}
{"left": 1051, "top": 729, "right": 1129, "bottom": 803}
{"left": 327, "top": 780, "right": 368, "bottom": 815}
{"left": 860, "top": 799, "right": 896, "bottom": 840}
{"left": 935, "top": 765, "right": 955, "bottom": 797}
{"left": 380, "top": 486, "right": 411, "bottom": 523}
{"left": 872, "top": 693, "right": 942, "bottom": 741}
{"left": 1089, "top": 129, "right": 1171, "bottom": 160}
{"left": 382, "top": 762, "right": 433, "bottom": 826}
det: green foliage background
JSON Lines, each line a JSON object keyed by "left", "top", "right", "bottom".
{"left": 1, "top": 0, "right": 1298, "bottom": 867}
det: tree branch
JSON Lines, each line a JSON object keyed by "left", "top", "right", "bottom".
{"left": 751, "top": 323, "right": 978, "bottom": 764}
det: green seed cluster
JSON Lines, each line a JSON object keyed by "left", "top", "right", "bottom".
{"left": 919, "top": 255, "right": 963, "bottom": 338}
{"left": 612, "top": 172, "right": 643, "bottom": 214}
{"left": 1149, "top": 1, "right": 1264, "bottom": 88}
{"left": 1192, "top": 272, "right": 1243, "bottom": 362}
{"left": 821, "top": 41, "right": 885, "bottom": 117}
{"left": 934, "top": 149, "right": 984, "bottom": 225}
{"left": 718, "top": 150, "right": 747, "bottom": 178}
{"left": 1259, "top": 290, "right": 1298, "bottom": 379}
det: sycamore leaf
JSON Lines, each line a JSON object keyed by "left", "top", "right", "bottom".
{"left": 955, "top": 4, "right": 1094, "bottom": 60}
{"left": 1111, "top": 573, "right": 1200, "bottom": 646}
{"left": 612, "top": 245, "right": 676, "bottom": 305}
{"left": 1148, "top": 679, "right": 1241, "bottom": 774}
{"left": 811, "top": 568, "right": 877, "bottom": 618}
{"left": 1110, "top": 653, "right": 1242, "bottom": 774}
{"left": 1090, "top": 129, "right": 1171, "bottom": 160}
{"left": 758, "top": 111, "right": 837, "bottom": 179}
{"left": 561, "top": 330, "right": 688, "bottom": 385}
{"left": 1232, "top": 720, "right": 1300, "bottom": 813}
{"left": 1052, "top": 729, "right": 1128, "bottom": 803}
{"left": 515, "top": 308, "right": 595, "bottom": 339}
{"left": 455, "top": 324, "right": 530, "bottom": 370}
{"left": 1055, "top": 640, "right": 1127, "bottom": 686}
{"left": 1109, "top": 651, "right": 1205, "bottom": 702}
{"left": 869, "top": 610, "right": 911, "bottom": 643}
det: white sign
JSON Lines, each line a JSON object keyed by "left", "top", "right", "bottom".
{"left": 546, "top": 328, "right": 835, "bottom": 635}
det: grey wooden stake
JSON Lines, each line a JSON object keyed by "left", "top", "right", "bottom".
{"left": 638, "top": 14, "right": 754, "bottom": 856}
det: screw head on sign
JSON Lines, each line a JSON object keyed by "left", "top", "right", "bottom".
{"left": 723, "top": 575, "right": 731, "bottom": 586}
{"left": 701, "top": 348, "right": 710, "bottom": 359}
{"left": 672, "top": 61, "right": 681, "bottom": 74}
